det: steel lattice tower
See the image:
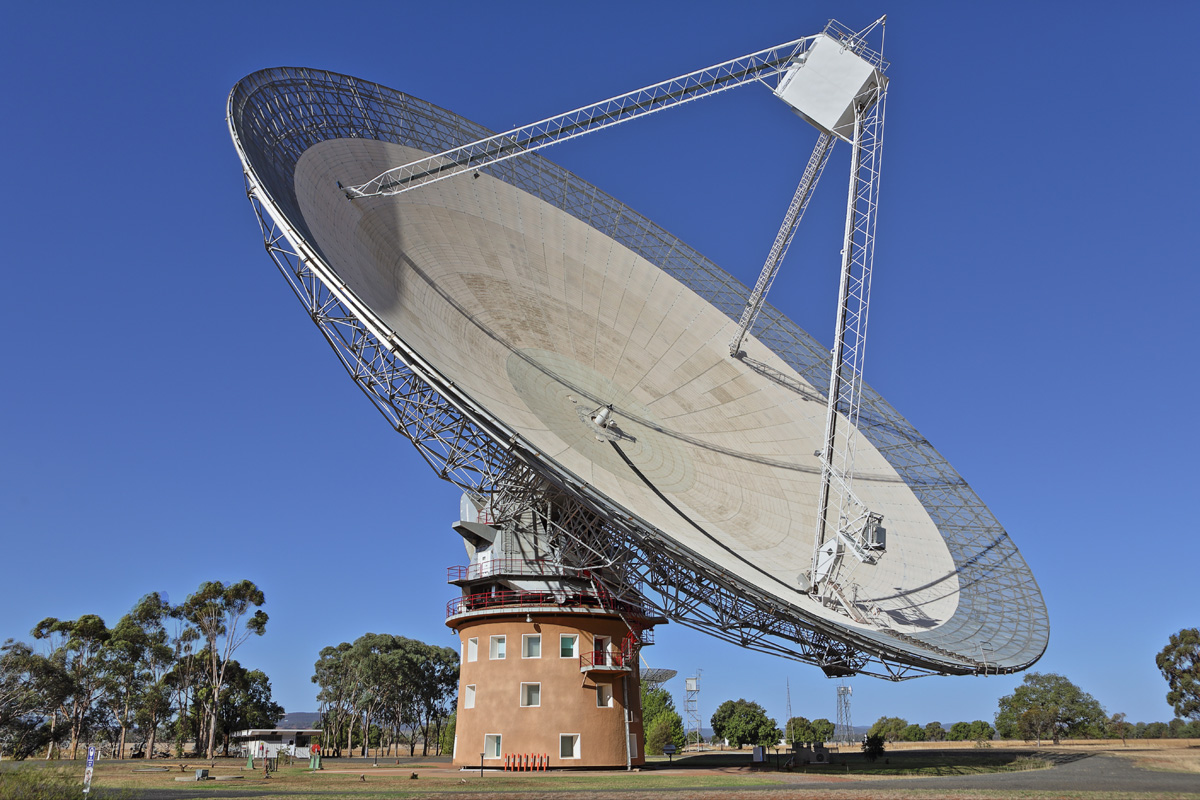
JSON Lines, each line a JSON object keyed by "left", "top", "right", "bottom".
{"left": 785, "top": 678, "right": 794, "bottom": 743}
{"left": 685, "top": 671, "right": 702, "bottom": 748}
{"left": 835, "top": 684, "right": 853, "bottom": 742}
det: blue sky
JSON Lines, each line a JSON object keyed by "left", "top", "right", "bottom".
{"left": 3, "top": 1, "right": 1197, "bottom": 733}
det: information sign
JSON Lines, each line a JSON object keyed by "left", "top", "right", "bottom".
{"left": 82, "top": 746, "right": 97, "bottom": 794}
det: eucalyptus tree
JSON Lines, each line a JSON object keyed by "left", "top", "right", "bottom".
{"left": 810, "top": 718, "right": 835, "bottom": 742}
{"left": 378, "top": 639, "right": 423, "bottom": 756}
{"left": 784, "top": 715, "right": 814, "bottom": 743}
{"left": 0, "top": 639, "right": 66, "bottom": 759}
{"left": 312, "top": 642, "right": 355, "bottom": 756}
{"left": 31, "top": 615, "right": 111, "bottom": 759}
{"left": 416, "top": 643, "right": 458, "bottom": 755}
{"left": 214, "top": 661, "right": 283, "bottom": 755}
{"left": 313, "top": 634, "right": 458, "bottom": 757}
{"left": 109, "top": 593, "right": 175, "bottom": 759}
{"left": 164, "top": 623, "right": 200, "bottom": 755}
{"left": 1157, "top": 628, "right": 1200, "bottom": 722}
{"left": 348, "top": 633, "right": 397, "bottom": 756}
{"left": 174, "top": 581, "right": 268, "bottom": 759}
{"left": 995, "top": 673, "right": 1106, "bottom": 743}
{"left": 100, "top": 616, "right": 147, "bottom": 758}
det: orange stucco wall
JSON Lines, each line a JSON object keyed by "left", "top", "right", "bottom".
{"left": 451, "top": 613, "right": 645, "bottom": 768}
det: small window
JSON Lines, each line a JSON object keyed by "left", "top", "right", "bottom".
{"left": 520, "top": 682, "right": 541, "bottom": 707}
{"left": 559, "top": 733, "right": 580, "bottom": 759}
{"left": 464, "top": 685, "right": 476, "bottom": 709}
{"left": 490, "top": 635, "right": 506, "bottom": 660}
{"left": 467, "top": 638, "right": 478, "bottom": 662}
{"left": 522, "top": 634, "right": 541, "bottom": 658}
{"left": 559, "top": 634, "right": 578, "bottom": 658}
{"left": 596, "top": 684, "right": 613, "bottom": 708}
{"left": 484, "top": 734, "right": 501, "bottom": 759}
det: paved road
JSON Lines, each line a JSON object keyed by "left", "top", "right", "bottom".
{"left": 804, "top": 752, "right": 1200, "bottom": 794}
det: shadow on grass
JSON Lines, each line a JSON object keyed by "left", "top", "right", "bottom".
{"left": 650, "top": 748, "right": 1061, "bottom": 777}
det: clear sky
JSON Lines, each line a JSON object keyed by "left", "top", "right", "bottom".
{"left": 3, "top": 1, "right": 1197, "bottom": 733}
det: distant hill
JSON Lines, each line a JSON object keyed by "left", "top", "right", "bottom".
{"left": 276, "top": 712, "right": 320, "bottom": 729}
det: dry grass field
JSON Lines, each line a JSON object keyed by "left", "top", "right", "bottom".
{"left": 1, "top": 740, "right": 1197, "bottom": 800}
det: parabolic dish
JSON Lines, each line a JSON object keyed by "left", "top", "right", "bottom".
{"left": 229, "top": 67, "right": 1048, "bottom": 677}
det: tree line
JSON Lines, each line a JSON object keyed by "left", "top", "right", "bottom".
{"left": 310, "top": 632, "right": 457, "bottom": 758}
{"left": 0, "top": 581, "right": 278, "bottom": 761}
{"left": 641, "top": 685, "right": 686, "bottom": 754}
{"left": 704, "top": 628, "right": 1200, "bottom": 750}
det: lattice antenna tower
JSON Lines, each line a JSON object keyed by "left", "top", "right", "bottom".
{"left": 785, "top": 678, "right": 794, "bottom": 744}
{"left": 685, "top": 670, "right": 702, "bottom": 749}
{"left": 835, "top": 683, "right": 853, "bottom": 742}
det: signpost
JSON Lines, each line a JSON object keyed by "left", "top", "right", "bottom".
{"left": 662, "top": 744, "right": 676, "bottom": 763}
{"left": 82, "top": 746, "right": 97, "bottom": 795}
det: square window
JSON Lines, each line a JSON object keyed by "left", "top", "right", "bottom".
{"left": 596, "top": 684, "right": 613, "bottom": 708}
{"left": 467, "top": 638, "right": 478, "bottom": 662}
{"left": 464, "top": 685, "right": 476, "bottom": 709}
{"left": 522, "top": 634, "right": 541, "bottom": 658}
{"left": 484, "top": 734, "right": 501, "bottom": 759}
{"left": 489, "top": 635, "right": 506, "bottom": 660}
{"left": 559, "top": 733, "right": 580, "bottom": 759}
{"left": 520, "top": 682, "right": 541, "bottom": 707}
{"left": 559, "top": 634, "right": 578, "bottom": 658}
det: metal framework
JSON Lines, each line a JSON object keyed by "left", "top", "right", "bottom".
{"left": 344, "top": 15, "right": 892, "bottom": 624}
{"left": 810, "top": 68, "right": 890, "bottom": 610}
{"left": 729, "top": 132, "right": 835, "bottom": 357}
{"left": 835, "top": 684, "right": 853, "bottom": 742}
{"left": 341, "top": 35, "right": 822, "bottom": 199}
{"left": 228, "top": 60, "right": 1048, "bottom": 679}
{"left": 685, "top": 673, "right": 702, "bottom": 748}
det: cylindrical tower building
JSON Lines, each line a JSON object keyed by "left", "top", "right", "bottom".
{"left": 447, "top": 495, "right": 661, "bottom": 768}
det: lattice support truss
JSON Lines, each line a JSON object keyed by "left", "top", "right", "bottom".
{"left": 730, "top": 132, "right": 835, "bottom": 357}
{"left": 343, "top": 36, "right": 819, "bottom": 199}
{"left": 811, "top": 79, "right": 889, "bottom": 603}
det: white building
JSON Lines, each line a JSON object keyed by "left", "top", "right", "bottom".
{"left": 230, "top": 729, "right": 320, "bottom": 759}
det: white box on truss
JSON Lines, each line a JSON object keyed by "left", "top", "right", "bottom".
{"left": 773, "top": 34, "right": 884, "bottom": 142}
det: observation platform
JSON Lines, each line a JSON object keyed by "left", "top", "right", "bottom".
{"left": 444, "top": 586, "right": 663, "bottom": 627}
{"left": 447, "top": 558, "right": 576, "bottom": 586}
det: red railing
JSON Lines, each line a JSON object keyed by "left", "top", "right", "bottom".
{"left": 446, "top": 558, "right": 567, "bottom": 582}
{"left": 446, "top": 588, "right": 648, "bottom": 619}
{"left": 579, "top": 648, "right": 635, "bottom": 670}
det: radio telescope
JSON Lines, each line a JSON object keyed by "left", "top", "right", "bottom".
{"left": 641, "top": 668, "right": 678, "bottom": 691}
{"left": 228, "top": 18, "right": 1047, "bottom": 680}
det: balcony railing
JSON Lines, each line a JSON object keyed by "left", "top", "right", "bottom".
{"left": 446, "top": 558, "right": 571, "bottom": 583}
{"left": 579, "top": 648, "right": 635, "bottom": 672}
{"left": 446, "top": 588, "right": 648, "bottom": 620}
